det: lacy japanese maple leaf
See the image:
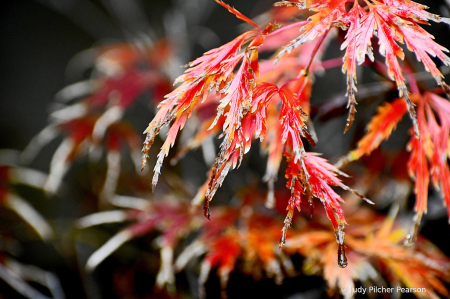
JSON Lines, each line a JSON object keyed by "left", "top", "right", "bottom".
{"left": 141, "top": 2, "right": 299, "bottom": 219}
{"left": 406, "top": 93, "right": 450, "bottom": 242}
{"left": 282, "top": 152, "right": 372, "bottom": 266}
{"left": 201, "top": 83, "right": 315, "bottom": 217}
{"left": 257, "top": 31, "right": 333, "bottom": 208}
{"left": 276, "top": 0, "right": 450, "bottom": 134}
{"left": 339, "top": 91, "right": 450, "bottom": 243}
{"left": 141, "top": 15, "right": 263, "bottom": 194}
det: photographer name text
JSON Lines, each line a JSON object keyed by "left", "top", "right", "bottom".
{"left": 341, "top": 286, "right": 426, "bottom": 295}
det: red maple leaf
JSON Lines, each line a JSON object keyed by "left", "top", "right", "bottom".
{"left": 407, "top": 93, "right": 450, "bottom": 230}
{"left": 275, "top": 0, "right": 450, "bottom": 134}
{"left": 282, "top": 152, "right": 371, "bottom": 258}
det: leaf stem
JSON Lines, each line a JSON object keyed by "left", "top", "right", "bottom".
{"left": 404, "top": 65, "right": 420, "bottom": 95}
{"left": 280, "top": 29, "right": 330, "bottom": 91}
{"left": 264, "top": 21, "right": 310, "bottom": 39}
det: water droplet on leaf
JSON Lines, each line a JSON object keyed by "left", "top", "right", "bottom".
{"left": 338, "top": 244, "right": 348, "bottom": 268}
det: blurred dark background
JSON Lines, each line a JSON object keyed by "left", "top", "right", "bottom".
{"left": 0, "top": 0, "right": 279, "bottom": 150}
{"left": 1, "top": 0, "right": 450, "bottom": 298}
